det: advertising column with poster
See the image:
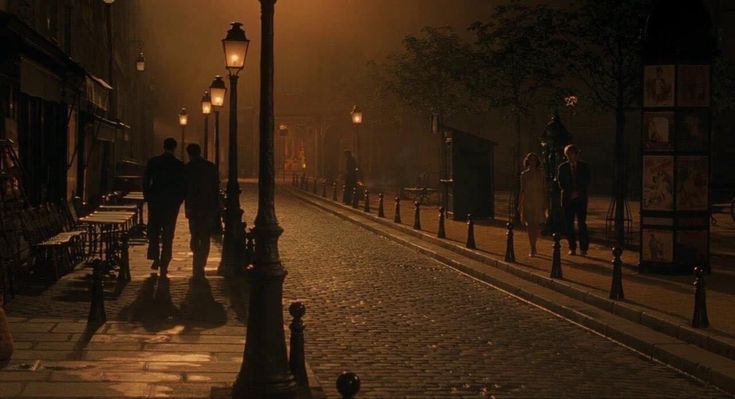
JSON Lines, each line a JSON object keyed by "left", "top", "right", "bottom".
{"left": 641, "top": 2, "right": 715, "bottom": 274}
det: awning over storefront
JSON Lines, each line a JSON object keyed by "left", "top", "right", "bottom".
{"left": 85, "top": 74, "right": 112, "bottom": 112}
{"left": 19, "top": 57, "right": 61, "bottom": 102}
{"left": 93, "top": 114, "right": 130, "bottom": 142}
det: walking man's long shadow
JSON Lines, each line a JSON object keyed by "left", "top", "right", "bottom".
{"left": 117, "top": 274, "right": 227, "bottom": 334}
{"left": 117, "top": 274, "right": 181, "bottom": 332}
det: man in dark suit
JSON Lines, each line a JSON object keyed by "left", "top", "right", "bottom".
{"left": 557, "top": 144, "right": 590, "bottom": 256}
{"left": 143, "top": 138, "right": 186, "bottom": 277}
{"left": 184, "top": 144, "right": 219, "bottom": 279}
{"left": 343, "top": 150, "right": 357, "bottom": 204}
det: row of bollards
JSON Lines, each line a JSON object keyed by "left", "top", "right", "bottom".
{"left": 294, "top": 177, "right": 711, "bottom": 331}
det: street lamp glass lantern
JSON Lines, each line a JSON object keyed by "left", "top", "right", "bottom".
{"left": 201, "top": 91, "right": 212, "bottom": 115}
{"left": 222, "top": 22, "right": 250, "bottom": 74}
{"left": 103, "top": 0, "right": 115, "bottom": 4}
{"left": 178, "top": 107, "right": 188, "bottom": 126}
{"left": 209, "top": 76, "right": 226, "bottom": 107}
{"left": 351, "top": 105, "right": 363, "bottom": 125}
{"left": 135, "top": 52, "right": 145, "bottom": 72}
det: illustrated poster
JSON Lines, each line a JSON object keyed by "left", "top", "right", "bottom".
{"left": 642, "top": 156, "right": 674, "bottom": 211}
{"left": 676, "top": 156, "right": 708, "bottom": 211}
{"left": 641, "top": 229, "right": 673, "bottom": 263}
{"left": 644, "top": 65, "right": 675, "bottom": 107}
{"left": 643, "top": 112, "right": 674, "bottom": 151}
{"left": 677, "top": 65, "right": 710, "bottom": 107}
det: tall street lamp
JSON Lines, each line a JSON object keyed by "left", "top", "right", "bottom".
{"left": 232, "top": 0, "right": 297, "bottom": 397}
{"left": 210, "top": 75, "right": 226, "bottom": 177}
{"left": 135, "top": 51, "right": 145, "bottom": 72}
{"left": 218, "top": 22, "right": 250, "bottom": 277}
{"left": 201, "top": 90, "right": 212, "bottom": 160}
{"left": 350, "top": 105, "right": 363, "bottom": 178}
{"left": 178, "top": 107, "right": 188, "bottom": 159}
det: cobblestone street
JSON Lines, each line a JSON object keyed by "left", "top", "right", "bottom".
{"left": 0, "top": 182, "right": 731, "bottom": 398}
{"left": 272, "top": 184, "right": 729, "bottom": 398}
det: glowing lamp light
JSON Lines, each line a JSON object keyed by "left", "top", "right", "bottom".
{"left": 350, "top": 105, "right": 363, "bottom": 125}
{"left": 209, "top": 76, "right": 226, "bottom": 107}
{"left": 135, "top": 52, "right": 145, "bottom": 72}
{"left": 103, "top": 0, "right": 115, "bottom": 4}
{"left": 278, "top": 124, "right": 289, "bottom": 136}
{"left": 201, "top": 91, "right": 212, "bottom": 115}
{"left": 222, "top": 22, "right": 250, "bottom": 74}
{"left": 178, "top": 107, "right": 188, "bottom": 126}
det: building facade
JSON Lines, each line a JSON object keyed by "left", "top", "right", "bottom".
{"left": 0, "top": 0, "right": 153, "bottom": 207}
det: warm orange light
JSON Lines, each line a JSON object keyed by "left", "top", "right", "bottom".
{"left": 350, "top": 105, "right": 363, "bottom": 125}
{"left": 178, "top": 107, "right": 188, "bottom": 126}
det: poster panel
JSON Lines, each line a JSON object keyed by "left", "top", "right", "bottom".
{"left": 676, "top": 156, "right": 708, "bottom": 211}
{"left": 677, "top": 65, "right": 710, "bottom": 107}
{"left": 644, "top": 65, "right": 675, "bottom": 107}
{"left": 642, "top": 156, "right": 674, "bottom": 211}
{"left": 643, "top": 112, "right": 674, "bottom": 151}
{"left": 641, "top": 229, "right": 674, "bottom": 263}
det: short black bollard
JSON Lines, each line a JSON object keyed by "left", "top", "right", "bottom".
{"left": 341, "top": 184, "right": 346, "bottom": 204}
{"left": 692, "top": 266, "right": 709, "bottom": 328}
{"left": 377, "top": 193, "right": 385, "bottom": 218}
{"left": 504, "top": 222, "right": 516, "bottom": 263}
{"left": 332, "top": 181, "right": 338, "bottom": 201}
{"left": 322, "top": 180, "right": 327, "bottom": 197}
{"left": 337, "top": 372, "right": 361, "bottom": 399}
{"left": 609, "top": 247, "right": 624, "bottom": 300}
{"left": 289, "top": 302, "right": 308, "bottom": 386}
{"left": 413, "top": 201, "right": 421, "bottom": 230}
{"left": 550, "top": 233, "right": 563, "bottom": 278}
{"left": 117, "top": 232, "right": 131, "bottom": 283}
{"left": 88, "top": 259, "right": 106, "bottom": 324}
{"left": 466, "top": 213, "right": 476, "bottom": 249}
{"left": 363, "top": 190, "right": 370, "bottom": 213}
{"left": 437, "top": 207, "right": 446, "bottom": 239}
{"left": 312, "top": 177, "right": 318, "bottom": 194}
{"left": 393, "top": 196, "right": 401, "bottom": 223}
{"left": 351, "top": 187, "right": 359, "bottom": 208}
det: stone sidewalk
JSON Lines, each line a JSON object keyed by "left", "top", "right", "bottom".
{"left": 1, "top": 211, "right": 253, "bottom": 398}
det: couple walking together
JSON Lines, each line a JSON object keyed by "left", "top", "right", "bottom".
{"left": 143, "top": 138, "right": 220, "bottom": 279}
{"left": 518, "top": 144, "right": 590, "bottom": 257}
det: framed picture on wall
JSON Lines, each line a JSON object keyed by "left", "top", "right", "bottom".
{"left": 642, "top": 156, "right": 674, "bottom": 211}
{"left": 676, "top": 230, "right": 708, "bottom": 266}
{"left": 643, "top": 112, "right": 674, "bottom": 151}
{"left": 676, "top": 110, "right": 709, "bottom": 151}
{"left": 676, "top": 156, "right": 708, "bottom": 211}
{"left": 644, "top": 65, "right": 675, "bottom": 107}
{"left": 677, "top": 65, "right": 710, "bottom": 107}
{"left": 641, "top": 229, "right": 673, "bottom": 263}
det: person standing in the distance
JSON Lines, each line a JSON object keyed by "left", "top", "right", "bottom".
{"left": 184, "top": 143, "right": 219, "bottom": 280}
{"left": 143, "top": 138, "right": 186, "bottom": 278}
{"left": 343, "top": 150, "right": 357, "bottom": 204}
{"left": 557, "top": 144, "right": 590, "bottom": 256}
{"left": 518, "top": 153, "right": 548, "bottom": 257}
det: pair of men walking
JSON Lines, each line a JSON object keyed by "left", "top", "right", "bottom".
{"left": 143, "top": 138, "right": 219, "bottom": 279}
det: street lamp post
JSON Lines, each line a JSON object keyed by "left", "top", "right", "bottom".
{"left": 201, "top": 91, "right": 212, "bottom": 160}
{"left": 218, "top": 22, "right": 250, "bottom": 277}
{"left": 232, "top": 0, "right": 297, "bottom": 397}
{"left": 279, "top": 124, "right": 288, "bottom": 183}
{"left": 210, "top": 76, "right": 226, "bottom": 177}
{"left": 350, "top": 105, "right": 363, "bottom": 179}
{"left": 178, "top": 107, "right": 188, "bottom": 159}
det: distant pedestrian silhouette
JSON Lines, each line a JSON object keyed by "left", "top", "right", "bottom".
{"left": 143, "top": 138, "right": 186, "bottom": 278}
{"left": 184, "top": 144, "right": 219, "bottom": 279}
{"left": 557, "top": 144, "right": 590, "bottom": 256}
{"left": 343, "top": 150, "right": 357, "bottom": 204}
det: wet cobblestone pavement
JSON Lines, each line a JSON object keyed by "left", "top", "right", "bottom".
{"left": 1, "top": 182, "right": 732, "bottom": 398}
{"left": 270, "top": 185, "right": 731, "bottom": 399}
